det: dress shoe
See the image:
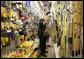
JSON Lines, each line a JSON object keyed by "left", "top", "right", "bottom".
{"left": 46, "top": 47, "right": 48, "bottom": 49}
{"left": 45, "top": 51, "right": 48, "bottom": 53}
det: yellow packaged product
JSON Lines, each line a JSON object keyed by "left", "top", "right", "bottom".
{"left": 9, "top": 51, "right": 12, "bottom": 57}
{"left": 25, "top": 36, "right": 28, "bottom": 40}
{"left": 7, "top": 11, "right": 12, "bottom": 20}
{"left": 14, "top": 24, "right": 17, "bottom": 30}
{"left": 1, "top": 7, "right": 6, "bottom": 13}
{"left": 2, "top": 41, "right": 5, "bottom": 46}
{"left": 2, "top": 12, "right": 7, "bottom": 18}
{"left": 4, "top": 22, "right": 9, "bottom": 30}
{"left": 29, "top": 51, "right": 38, "bottom": 58}
{"left": 57, "top": 5, "right": 60, "bottom": 12}
{"left": 9, "top": 9, "right": 14, "bottom": 19}
{"left": 20, "top": 45, "right": 23, "bottom": 48}
{"left": 27, "top": 48, "right": 31, "bottom": 53}
{"left": 52, "top": 34, "right": 54, "bottom": 38}
{"left": 34, "top": 44, "right": 38, "bottom": 48}
{"left": 5, "top": 52, "right": 8, "bottom": 58}
{"left": 8, "top": 3, "right": 11, "bottom": 8}
{"left": 12, "top": 11, "right": 17, "bottom": 18}
{"left": 26, "top": 49, "right": 29, "bottom": 55}
{"left": 7, "top": 24, "right": 10, "bottom": 30}
{"left": 19, "top": 35, "right": 24, "bottom": 40}
{"left": 5, "top": 37, "right": 9, "bottom": 43}
{"left": 1, "top": 37, "right": 4, "bottom": 42}
{"left": 6, "top": 22, "right": 10, "bottom": 30}
{"left": 1, "top": 22, "right": 5, "bottom": 30}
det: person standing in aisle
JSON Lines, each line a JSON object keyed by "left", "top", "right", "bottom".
{"left": 38, "top": 15, "right": 51, "bottom": 57}
{"left": 38, "top": 18, "right": 46, "bottom": 57}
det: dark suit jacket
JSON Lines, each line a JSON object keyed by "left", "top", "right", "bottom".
{"left": 38, "top": 19, "right": 46, "bottom": 38}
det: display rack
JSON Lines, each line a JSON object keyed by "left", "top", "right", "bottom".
{"left": 25, "top": 46, "right": 36, "bottom": 58}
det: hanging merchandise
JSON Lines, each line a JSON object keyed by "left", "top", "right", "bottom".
{"left": 72, "top": 1, "right": 75, "bottom": 56}
{"left": 61, "top": 1, "right": 66, "bottom": 12}
{"left": 75, "top": 1, "right": 79, "bottom": 56}
{"left": 22, "top": 3, "right": 26, "bottom": 9}
{"left": 56, "top": 3, "right": 60, "bottom": 13}
{"left": 65, "top": 11, "right": 71, "bottom": 58}
{"left": 79, "top": 1, "right": 83, "bottom": 55}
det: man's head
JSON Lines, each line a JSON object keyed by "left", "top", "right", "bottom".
{"left": 45, "top": 13, "right": 51, "bottom": 24}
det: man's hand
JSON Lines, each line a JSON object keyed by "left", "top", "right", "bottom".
{"left": 43, "top": 20, "right": 46, "bottom": 25}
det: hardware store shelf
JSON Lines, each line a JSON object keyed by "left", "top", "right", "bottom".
{"left": 25, "top": 46, "right": 36, "bottom": 58}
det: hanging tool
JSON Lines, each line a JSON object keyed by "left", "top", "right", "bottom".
{"left": 66, "top": 10, "right": 72, "bottom": 58}
{"left": 78, "top": 1, "right": 83, "bottom": 54}
{"left": 76, "top": 1, "right": 79, "bottom": 56}
{"left": 72, "top": 1, "right": 75, "bottom": 56}
{"left": 65, "top": 14, "right": 68, "bottom": 58}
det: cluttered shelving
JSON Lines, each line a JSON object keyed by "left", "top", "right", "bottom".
{"left": 1, "top": 1, "right": 40, "bottom": 58}
{"left": 1, "top": 1, "right": 83, "bottom": 58}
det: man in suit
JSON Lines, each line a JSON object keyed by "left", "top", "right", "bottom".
{"left": 38, "top": 14, "right": 51, "bottom": 57}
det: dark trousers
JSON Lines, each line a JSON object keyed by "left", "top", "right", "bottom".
{"left": 39, "top": 36, "right": 46, "bottom": 55}
{"left": 44, "top": 36, "right": 47, "bottom": 49}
